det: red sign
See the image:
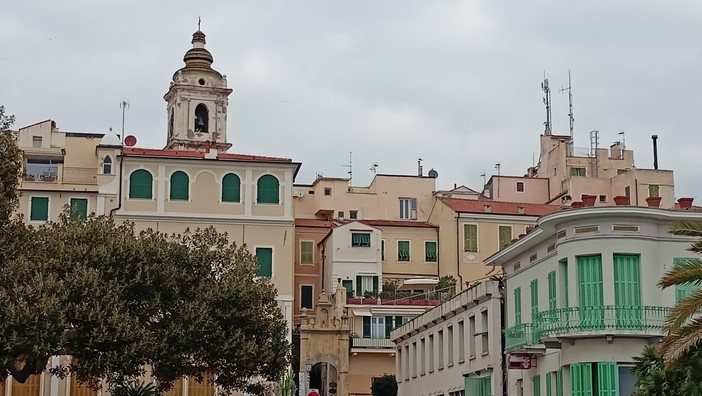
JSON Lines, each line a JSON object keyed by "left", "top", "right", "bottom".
{"left": 308, "top": 392, "right": 320, "bottom": 396}
{"left": 508, "top": 353, "right": 534, "bottom": 370}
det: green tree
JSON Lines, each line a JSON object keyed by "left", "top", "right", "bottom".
{"left": 371, "top": 374, "right": 397, "bottom": 396}
{"left": 657, "top": 221, "right": 702, "bottom": 364}
{"left": 0, "top": 110, "right": 290, "bottom": 395}
{"left": 436, "top": 275, "right": 457, "bottom": 296}
{"left": 632, "top": 344, "right": 702, "bottom": 395}
{"left": 0, "top": 105, "right": 20, "bottom": 224}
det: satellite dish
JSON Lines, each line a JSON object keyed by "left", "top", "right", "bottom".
{"left": 124, "top": 135, "right": 137, "bottom": 147}
{"left": 428, "top": 168, "right": 439, "bottom": 179}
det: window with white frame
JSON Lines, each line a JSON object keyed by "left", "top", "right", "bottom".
{"left": 371, "top": 316, "right": 385, "bottom": 339}
{"left": 399, "top": 198, "right": 417, "bottom": 220}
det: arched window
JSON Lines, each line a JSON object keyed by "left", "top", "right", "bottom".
{"left": 102, "top": 155, "right": 112, "bottom": 175}
{"left": 222, "top": 173, "right": 241, "bottom": 203}
{"left": 170, "top": 171, "right": 189, "bottom": 201}
{"left": 194, "top": 104, "right": 209, "bottom": 133}
{"left": 168, "top": 110, "right": 174, "bottom": 137}
{"left": 257, "top": 175, "right": 279, "bottom": 204}
{"left": 129, "top": 169, "right": 153, "bottom": 199}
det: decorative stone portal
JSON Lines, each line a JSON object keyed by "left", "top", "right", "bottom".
{"left": 299, "top": 281, "right": 350, "bottom": 396}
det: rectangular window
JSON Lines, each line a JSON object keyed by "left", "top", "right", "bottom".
{"left": 338, "top": 211, "right": 344, "bottom": 218}
{"left": 468, "top": 316, "right": 476, "bottom": 358}
{"left": 420, "top": 338, "right": 426, "bottom": 375}
{"left": 481, "top": 310, "right": 489, "bottom": 355}
{"left": 570, "top": 167, "right": 586, "bottom": 176}
{"left": 69, "top": 198, "right": 88, "bottom": 220}
{"left": 613, "top": 254, "right": 642, "bottom": 329}
{"left": 599, "top": 194, "right": 607, "bottom": 203}
{"left": 351, "top": 232, "right": 371, "bottom": 247}
{"left": 424, "top": 241, "right": 437, "bottom": 262}
{"left": 533, "top": 374, "right": 541, "bottom": 396}
{"left": 356, "top": 275, "right": 378, "bottom": 297}
{"left": 412, "top": 341, "right": 417, "bottom": 378}
{"left": 300, "top": 285, "right": 313, "bottom": 309}
{"left": 577, "top": 255, "right": 604, "bottom": 330}
{"left": 548, "top": 271, "right": 557, "bottom": 311}
{"left": 399, "top": 197, "right": 417, "bottom": 219}
{"left": 514, "top": 287, "right": 522, "bottom": 325}
{"left": 363, "top": 316, "right": 386, "bottom": 339}
{"left": 648, "top": 184, "right": 660, "bottom": 198}
{"left": 498, "top": 225, "right": 512, "bottom": 249}
{"left": 464, "top": 224, "right": 478, "bottom": 252}
{"left": 324, "top": 187, "right": 332, "bottom": 196}
{"left": 381, "top": 239, "right": 386, "bottom": 261}
{"left": 675, "top": 258, "right": 698, "bottom": 301}
{"left": 255, "top": 247, "right": 273, "bottom": 277}
{"left": 428, "top": 333, "right": 435, "bottom": 372}
{"left": 458, "top": 320, "right": 465, "bottom": 363}
{"left": 404, "top": 345, "right": 410, "bottom": 381}
{"left": 30, "top": 197, "right": 49, "bottom": 221}
{"left": 560, "top": 259, "right": 569, "bottom": 308}
{"left": 300, "top": 241, "right": 314, "bottom": 264}
{"left": 530, "top": 279, "right": 539, "bottom": 318}
{"left": 397, "top": 240, "right": 410, "bottom": 261}
{"left": 517, "top": 182, "right": 524, "bottom": 192}
{"left": 349, "top": 210, "right": 358, "bottom": 219}
{"left": 438, "top": 329, "right": 444, "bottom": 370}
{"left": 32, "top": 136, "right": 42, "bottom": 148}
{"left": 342, "top": 279, "right": 353, "bottom": 297}
{"left": 447, "top": 325, "right": 454, "bottom": 366}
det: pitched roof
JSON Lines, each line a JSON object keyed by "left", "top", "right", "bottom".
{"left": 359, "top": 220, "right": 437, "bottom": 228}
{"left": 122, "top": 147, "right": 292, "bottom": 163}
{"left": 440, "top": 197, "right": 561, "bottom": 216}
{"left": 295, "top": 218, "right": 336, "bottom": 228}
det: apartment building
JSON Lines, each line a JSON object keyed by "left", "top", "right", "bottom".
{"left": 485, "top": 202, "right": 701, "bottom": 395}
{"left": 391, "top": 280, "right": 503, "bottom": 396}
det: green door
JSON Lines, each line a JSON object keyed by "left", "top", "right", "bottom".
{"left": 613, "top": 254, "right": 642, "bottom": 329}
{"left": 577, "top": 256, "right": 604, "bottom": 331}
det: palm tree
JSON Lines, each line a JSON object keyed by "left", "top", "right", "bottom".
{"left": 632, "top": 344, "right": 702, "bottom": 395}
{"left": 658, "top": 221, "right": 702, "bottom": 364}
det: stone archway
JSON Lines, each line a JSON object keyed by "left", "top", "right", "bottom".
{"left": 299, "top": 283, "right": 350, "bottom": 396}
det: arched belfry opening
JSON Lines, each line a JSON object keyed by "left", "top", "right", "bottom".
{"left": 194, "top": 103, "right": 209, "bottom": 133}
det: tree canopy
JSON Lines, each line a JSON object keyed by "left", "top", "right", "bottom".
{"left": 371, "top": 374, "right": 397, "bottom": 396}
{"left": 632, "top": 344, "right": 702, "bottom": 395}
{"left": 0, "top": 108, "right": 290, "bottom": 395}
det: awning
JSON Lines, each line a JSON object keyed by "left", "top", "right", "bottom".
{"left": 397, "top": 277, "right": 440, "bottom": 291}
{"left": 352, "top": 309, "right": 372, "bottom": 317}
{"left": 371, "top": 307, "right": 428, "bottom": 316}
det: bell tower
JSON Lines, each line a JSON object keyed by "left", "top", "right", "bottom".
{"left": 164, "top": 29, "right": 233, "bottom": 151}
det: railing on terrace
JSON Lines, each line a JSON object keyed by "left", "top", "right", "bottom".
{"left": 62, "top": 167, "right": 97, "bottom": 185}
{"left": 351, "top": 337, "right": 394, "bottom": 349}
{"left": 24, "top": 164, "right": 58, "bottom": 182}
{"left": 533, "top": 306, "right": 670, "bottom": 339}
{"left": 347, "top": 289, "right": 451, "bottom": 306}
{"left": 503, "top": 323, "right": 539, "bottom": 352}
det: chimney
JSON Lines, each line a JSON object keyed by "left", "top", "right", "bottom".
{"left": 651, "top": 135, "right": 659, "bottom": 170}
{"left": 417, "top": 158, "right": 423, "bottom": 177}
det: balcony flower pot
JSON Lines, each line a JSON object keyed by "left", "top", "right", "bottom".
{"left": 678, "top": 197, "right": 694, "bottom": 209}
{"left": 571, "top": 201, "right": 585, "bottom": 208}
{"left": 613, "top": 195, "right": 630, "bottom": 206}
{"left": 646, "top": 196, "right": 662, "bottom": 208}
{"left": 581, "top": 194, "right": 597, "bottom": 207}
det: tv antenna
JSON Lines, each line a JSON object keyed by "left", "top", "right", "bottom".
{"left": 559, "top": 70, "right": 575, "bottom": 137}
{"left": 542, "top": 74, "right": 552, "bottom": 135}
{"left": 370, "top": 162, "right": 379, "bottom": 175}
{"left": 120, "top": 100, "right": 130, "bottom": 144}
{"left": 341, "top": 152, "right": 353, "bottom": 190}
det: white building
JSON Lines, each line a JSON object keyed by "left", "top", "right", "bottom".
{"left": 391, "top": 280, "right": 503, "bottom": 396}
{"left": 485, "top": 203, "right": 702, "bottom": 395}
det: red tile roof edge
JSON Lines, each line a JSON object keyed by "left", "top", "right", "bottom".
{"left": 359, "top": 220, "right": 438, "bottom": 228}
{"left": 121, "top": 147, "right": 292, "bottom": 162}
{"left": 440, "top": 197, "right": 561, "bottom": 216}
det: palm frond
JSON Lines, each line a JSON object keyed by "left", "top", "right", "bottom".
{"left": 670, "top": 221, "right": 702, "bottom": 238}
{"left": 663, "top": 288, "right": 702, "bottom": 332}
{"left": 660, "top": 316, "right": 702, "bottom": 365}
{"left": 658, "top": 259, "right": 702, "bottom": 289}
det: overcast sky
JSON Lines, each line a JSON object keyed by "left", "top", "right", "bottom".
{"left": 2, "top": 1, "right": 701, "bottom": 199}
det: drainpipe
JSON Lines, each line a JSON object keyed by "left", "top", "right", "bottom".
{"left": 651, "top": 135, "right": 659, "bottom": 170}
{"left": 109, "top": 150, "right": 124, "bottom": 217}
{"left": 499, "top": 278, "right": 507, "bottom": 396}
{"left": 635, "top": 178, "right": 639, "bottom": 206}
{"left": 456, "top": 215, "right": 463, "bottom": 289}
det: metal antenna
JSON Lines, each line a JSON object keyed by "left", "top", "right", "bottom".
{"left": 198, "top": 17, "right": 201, "bottom": 31}
{"left": 370, "top": 162, "right": 378, "bottom": 175}
{"left": 341, "top": 152, "right": 352, "bottom": 190}
{"left": 559, "top": 70, "right": 575, "bottom": 137}
{"left": 542, "top": 73, "right": 552, "bottom": 135}
{"left": 120, "top": 100, "right": 130, "bottom": 144}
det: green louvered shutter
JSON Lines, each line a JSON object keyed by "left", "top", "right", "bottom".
{"left": 464, "top": 224, "right": 477, "bottom": 252}
{"left": 531, "top": 279, "right": 539, "bottom": 319}
{"left": 498, "top": 225, "right": 512, "bottom": 249}
{"left": 363, "top": 316, "right": 371, "bottom": 338}
{"left": 255, "top": 247, "right": 272, "bottom": 277}
{"left": 556, "top": 368, "right": 563, "bottom": 396}
{"left": 169, "top": 171, "right": 189, "bottom": 200}
{"left": 514, "top": 287, "right": 522, "bottom": 325}
{"left": 548, "top": 271, "right": 557, "bottom": 311}
{"left": 221, "top": 173, "right": 241, "bottom": 202}
{"left": 480, "top": 376, "right": 491, "bottom": 396}
{"left": 546, "top": 372, "right": 552, "bottom": 396}
{"left": 577, "top": 256, "right": 604, "bottom": 330}
{"left": 674, "top": 258, "right": 698, "bottom": 302}
{"left": 385, "top": 316, "right": 393, "bottom": 338}
{"left": 356, "top": 275, "right": 362, "bottom": 297}
{"left": 129, "top": 169, "right": 153, "bottom": 199}
{"left": 373, "top": 276, "right": 379, "bottom": 294}
{"left": 613, "top": 254, "right": 642, "bottom": 329}
{"left": 597, "top": 362, "right": 618, "bottom": 396}
{"left": 561, "top": 259, "right": 569, "bottom": 308}
{"left": 581, "top": 363, "right": 593, "bottom": 396}
{"left": 30, "top": 197, "right": 49, "bottom": 221}
{"left": 571, "top": 364, "right": 582, "bottom": 396}
{"left": 257, "top": 175, "right": 279, "bottom": 204}
{"left": 342, "top": 280, "right": 353, "bottom": 297}
{"left": 533, "top": 374, "right": 541, "bottom": 396}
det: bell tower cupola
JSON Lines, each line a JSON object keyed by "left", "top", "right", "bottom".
{"left": 164, "top": 28, "right": 233, "bottom": 151}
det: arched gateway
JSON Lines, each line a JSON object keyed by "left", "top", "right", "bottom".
{"left": 298, "top": 282, "right": 350, "bottom": 396}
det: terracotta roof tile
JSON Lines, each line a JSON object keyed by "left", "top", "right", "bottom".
{"left": 440, "top": 198, "right": 561, "bottom": 216}
{"left": 122, "top": 147, "right": 292, "bottom": 163}
{"left": 295, "top": 219, "right": 335, "bottom": 228}
{"left": 359, "top": 220, "right": 437, "bottom": 228}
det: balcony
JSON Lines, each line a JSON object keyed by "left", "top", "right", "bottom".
{"left": 503, "top": 323, "right": 540, "bottom": 352}
{"left": 23, "top": 164, "right": 97, "bottom": 185}
{"left": 351, "top": 337, "right": 394, "bottom": 349}
{"left": 62, "top": 167, "right": 97, "bottom": 185}
{"left": 23, "top": 164, "right": 58, "bottom": 182}
{"left": 534, "top": 306, "right": 670, "bottom": 340}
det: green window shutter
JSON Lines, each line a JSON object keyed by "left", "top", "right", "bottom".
{"left": 395, "top": 316, "right": 403, "bottom": 328}
{"left": 69, "top": 198, "right": 88, "bottom": 220}
{"left": 498, "top": 225, "right": 512, "bottom": 249}
{"left": 597, "top": 362, "right": 618, "bottom": 396}
{"left": 257, "top": 174, "right": 279, "bottom": 204}
{"left": 221, "top": 173, "right": 241, "bottom": 202}
{"left": 556, "top": 368, "right": 563, "bottom": 396}
{"left": 464, "top": 224, "right": 478, "bottom": 252}
{"left": 613, "top": 254, "right": 642, "bottom": 329}
{"left": 363, "top": 316, "right": 371, "bottom": 338}
{"left": 356, "top": 275, "right": 362, "bottom": 297}
{"left": 464, "top": 378, "right": 481, "bottom": 395}
{"left": 381, "top": 239, "right": 385, "bottom": 261}
{"left": 571, "top": 364, "right": 582, "bottom": 396}
{"left": 372, "top": 276, "right": 379, "bottom": 294}
{"left": 581, "top": 363, "right": 593, "bottom": 396}
{"left": 398, "top": 241, "right": 410, "bottom": 261}
{"left": 300, "top": 241, "right": 314, "bottom": 264}
{"left": 561, "top": 259, "right": 569, "bottom": 308}
{"left": 480, "top": 376, "right": 491, "bottom": 396}
{"left": 531, "top": 279, "right": 539, "bottom": 318}
{"left": 546, "top": 372, "right": 552, "bottom": 396}
{"left": 169, "top": 171, "right": 189, "bottom": 200}
{"left": 129, "top": 169, "right": 153, "bottom": 199}
{"left": 342, "top": 280, "right": 353, "bottom": 297}
{"left": 533, "top": 374, "right": 541, "bottom": 396}
{"left": 577, "top": 255, "right": 604, "bottom": 330}
{"left": 674, "top": 258, "right": 698, "bottom": 302}
{"left": 514, "top": 287, "right": 522, "bottom": 325}
{"left": 425, "top": 241, "right": 437, "bottom": 262}
{"left": 30, "top": 197, "right": 49, "bottom": 221}
{"left": 385, "top": 316, "right": 393, "bottom": 338}
{"left": 255, "top": 247, "right": 272, "bottom": 277}
{"left": 548, "top": 271, "right": 557, "bottom": 311}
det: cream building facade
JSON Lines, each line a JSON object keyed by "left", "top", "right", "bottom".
{"left": 486, "top": 204, "right": 702, "bottom": 395}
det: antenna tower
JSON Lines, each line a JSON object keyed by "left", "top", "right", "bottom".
{"left": 341, "top": 152, "right": 353, "bottom": 191}
{"left": 542, "top": 75, "right": 552, "bottom": 135}
{"left": 589, "top": 130, "right": 599, "bottom": 177}
{"left": 120, "top": 100, "right": 130, "bottom": 144}
{"left": 559, "top": 70, "right": 574, "bottom": 137}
